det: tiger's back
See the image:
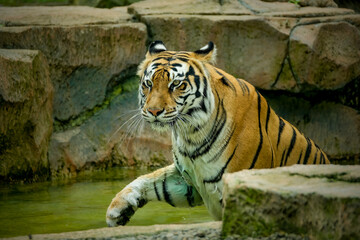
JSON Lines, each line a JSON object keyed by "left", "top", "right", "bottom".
{"left": 209, "top": 66, "right": 330, "bottom": 174}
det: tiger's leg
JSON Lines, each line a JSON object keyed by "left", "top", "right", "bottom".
{"left": 106, "top": 164, "right": 203, "bottom": 227}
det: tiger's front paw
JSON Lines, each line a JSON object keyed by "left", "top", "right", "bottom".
{"left": 106, "top": 187, "right": 147, "bottom": 227}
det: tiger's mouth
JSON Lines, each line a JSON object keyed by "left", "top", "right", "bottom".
{"left": 145, "top": 117, "right": 177, "bottom": 131}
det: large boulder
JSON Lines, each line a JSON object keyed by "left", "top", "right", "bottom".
{"left": 0, "top": 6, "right": 147, "bottom": 121}
{"left": 0, "top": 49, "right": 53, "bottom": 182}
{"left": 222, "top": 165, "right": 360, "bottom": 239}
{"left": 274, "top": 21, "right": 360, "bottom": 91}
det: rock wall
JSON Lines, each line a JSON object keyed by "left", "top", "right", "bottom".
{"left": 0, "top": 49, "right": 53, "bottom": 182}
{"left": 0, "top": 0, "right": 359, "bottom": 181}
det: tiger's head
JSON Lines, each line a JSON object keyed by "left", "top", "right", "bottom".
{"left": 137, "top": 41, "right": 217, "bottom": 132}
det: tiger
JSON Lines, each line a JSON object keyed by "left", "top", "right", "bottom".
{"left": 106, "top": 41, "right": 330, "bottom": 226}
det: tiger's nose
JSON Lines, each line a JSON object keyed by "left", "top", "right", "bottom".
{"left": 147, "top": 108, "right": 164, "bottom": 117}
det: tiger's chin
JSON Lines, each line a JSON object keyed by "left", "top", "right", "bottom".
{"left": 149, "top": 121, "right": 172, "bottom": 133}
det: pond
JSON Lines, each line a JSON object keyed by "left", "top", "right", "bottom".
{"left": 0, "top": 167, "right": 212, "bottom": 238}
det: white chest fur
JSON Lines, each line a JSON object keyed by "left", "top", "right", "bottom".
{"left": 171, "top": 132, "right": 224, "bottom": 220}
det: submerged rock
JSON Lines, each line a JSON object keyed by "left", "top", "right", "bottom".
{"left": 222, "top": 165, "right": 360, "bottom": 239}
{"left": 0, "top": 49, "right": 53, "bottom": 182}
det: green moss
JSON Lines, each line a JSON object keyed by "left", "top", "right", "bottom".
{"left": 54, "top": 75, "right": 139, "bottom": 132}
{"left": 0, "top": 133, "right": 11, "bottom": 155}
{"left": 289, "top": 172, "right": 360, "bottom": 183}
{"left": 222, "top": 189, "right": 280, "bottom": 238}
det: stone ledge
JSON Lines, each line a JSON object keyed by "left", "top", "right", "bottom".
{"left": 222, "top": 165, "right": 360, "bottom": 239}
{"left": 0, "top": 6, "right": 131, "bottom": 26}
{"left": 7, "top": 222, "right": 221, "bottom": 240}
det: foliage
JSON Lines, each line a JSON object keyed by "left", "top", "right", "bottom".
{"left": 288, "top": 0, "right": 300, "bottom": 6}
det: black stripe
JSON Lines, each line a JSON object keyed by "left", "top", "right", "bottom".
{"left": 185, "top": 186, "right": 194, "bottom": 207}
{"left": 154, "top": 182, "right": 161, "bottom": 201}
{"left": 203, "top": 146, "right": 238, "bottom": 183}
{"left": 265, "top": 103, "right": 271, "bottom": 133}
{"left": 177, "top": 57, "right": 189, "bottom": 62}
{"left": 235, "top": 78, "right": 250, "bottom": 96}
{"left": 243, "top": 82, "right": 250, "bottom": 94}
{"left": 187, "top": 91, "right": 227, "bottom": 159}
{"left": 215, "top": 70, "right": 236, "bottom": 92}
{"left": 250, "top": 91, "right": 263, "bottom": 169}
{"left": 152, "top": 56, "right": 171, "bottom": 62}
{"left": 277, "top": 118, "right": 285, "bottom": 148}
{"left": 313, "top": 149, "right": 318, "bottom": 164}
{"left": 235, "top": 78, "right": 246, "bottom": 95}
{"left": 162, "top": 173, "right": 175, "bottom": 207}
{"left": 280, "top": 149, "right": 286, "bottom": 167}
{"left": 284, "top": 127, "right": 297, "bottom": 166}
{"left": 151, "top": 63, "right": 162, "bottom": 69}
{"left": 207, "top": 127, "right": 235, "bottom": 163}
{"left": 303, "top": 138, "right": 312, "bottom": 165}
{"left": 176, "top": 52, "right": 190, "bottom": 56}
{"left": 297, "top": 152, "right": 303, "bottom": 164}
{"left": 320, "top": 152, "right": 325, "bottom": 164}
{"left": 187, "top": 65, "right": 202, "bottom": 100}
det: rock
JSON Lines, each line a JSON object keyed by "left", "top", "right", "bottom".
{"left": 222, "top": 165, "right": 360, "bottom": 239}
{"left": 0, "top": 49, "right": 53, "bottom": 182}
{"left": 141, "top": 15, "right": 289, "bottom": 89}
{"left": 9, "top": 222, "right": 222, "bottom": 240}
{"left": 238, "top": 0, "right": 299, "bottom": 14}
{"left": 298, "top": 0, "right": 338, "bottom": 7}
{"left": 0, "top": 6, "right": 132, "bottom": 26}
{"left": 263, "top": 91, "right": 360, "bottom": 161}
{"left": 278, "top": 21, "right": 360, "bottom": 91}
{"left": 261, "top": 6, "right": 353, "bottom": 17}
{"left": 134, "top": 0, "right": 357, "bottom": 92}
{"left": 0, "top": 6, "right": 147, "bottom": 121}
{"left": 129, "top": 0, "right": 252, "bottom": 16}
{"left": 336, "top": 0, "right": 360, "bottom": 13}
{"left": 49, "top": 78, "right": 172, "bottom": 177}
{"left": 262, "top": 0, "right": 338, "bottom": 8}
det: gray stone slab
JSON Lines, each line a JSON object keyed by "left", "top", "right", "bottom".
{"left": 222, "top": 165, "right": 360, "bottom": 239}
{"left": 0, "top": 6, "right": 131, "bottom": 26}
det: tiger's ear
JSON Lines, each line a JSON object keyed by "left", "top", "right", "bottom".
{"left": 146, "top": 40, "right": 167, "bottom": 58}
{"left": 193, "top": 42, "right": 217, "bottom": 64}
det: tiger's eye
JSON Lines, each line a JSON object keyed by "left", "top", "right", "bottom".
{"left": 145, "top": 80, "right": 153, "bottom": 87}
{"left": 172, "top": 80, "right": 181, "bottom": 87}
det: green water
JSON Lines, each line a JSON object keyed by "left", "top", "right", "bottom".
{"left": 0, "top": 168, "right": 212, "bottom": 238}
